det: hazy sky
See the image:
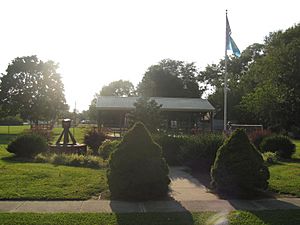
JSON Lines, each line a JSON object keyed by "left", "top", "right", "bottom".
{"left": 0, "top": 0, "right": 299, "bottom": 111}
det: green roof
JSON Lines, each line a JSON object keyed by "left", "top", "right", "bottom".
{"left": 96, "top": 96, "right": 215, "bottom": 112}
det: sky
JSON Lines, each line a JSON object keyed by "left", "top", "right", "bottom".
{"left": 0, "top": 0, "right": 299, "bottom": 111}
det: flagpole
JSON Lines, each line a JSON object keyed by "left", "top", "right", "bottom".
{"left": 224, "top": 10, "right": 228, "bottom": 131}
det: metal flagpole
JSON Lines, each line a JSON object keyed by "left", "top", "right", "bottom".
{"left": 224, "top": 10, "right": 228, "bottom": 131}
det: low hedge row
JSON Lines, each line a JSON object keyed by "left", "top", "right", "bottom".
{"left": 152, "top": 133, "right": 224, "bottom": 171}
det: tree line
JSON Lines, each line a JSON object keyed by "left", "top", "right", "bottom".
{"left": 90, "top": 23, "right": 300, "bottom": 132}
{"left": 1, "top": 23, "right": 299, "bottom": 132}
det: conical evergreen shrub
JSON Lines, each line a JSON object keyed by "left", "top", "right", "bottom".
{"left": 107, "top": 122, "right": 170, "bottom": 200}
{"left": 211, "top": 129, "right": 270, "bottom": 195}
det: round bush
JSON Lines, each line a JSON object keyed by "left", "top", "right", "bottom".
{"left": 84, "top": 129, "right": 106, "bottom": 154}
{"left": 7, "top": 134, "right": 48, "bottom": 158}
{"left": 98, "top": 140, "right": 120, "bottom": 160}
{"left": 260, "top": 135, "right": 296, "bottom": 159}
{"left": 211, "top": 129, "right": 270, "bottom": 195}
{"left": 107, "top": 122, "right": 170, "bottom": 200}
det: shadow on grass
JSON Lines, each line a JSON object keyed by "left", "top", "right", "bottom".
{"left": 110, "top": 200, "right": 195, "bottom": 225}
{"left": 250, "top": 209, "right": 300, "bottom": 225}
{"left": 1, "top": 155, "right": 34, "bottom": 163}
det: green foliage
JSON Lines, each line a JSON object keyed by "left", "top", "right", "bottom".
{"left": 107, "top": 122, "right": 170, "bottom": 200}
{"left": 262, "top": 152, "right": 278, "bottom": 164}
{"left": 211, "top": 129, "right": 270, "bottom": 195}
{"left": 0, "top": 55, "right": 68, "bottom": 122}
{"left": 0, "top": 115, "right": 23, "bottom": 125}
{"left": 35, "top": 153, "right": 105, "bottom": 169}
{"left": 100, "top": 79, "right": 136, "bottom": 97}
{"left": 152, "top": 133, "right": 224, "bottom": 169}
{"left": 180, "top": 133, "right": 225, "bottom": 171}
{"left": 7, "top": 134, "right": 48, "bottom": 158}
{"left": 84, "top": 129, "right": 106, "bottom": 154}
{"left": 128, "top": 97, "right": 162, "bottom": 132}
{"left": 260, "top": 135, "right": 296, "bottom": 159}
{"left": 248, "top": 129, "right": 272, "bottom": 150}
{"left": 98, "top": 140, "right": 120, "bottom": 160}
{"left": 138, "top": 59, "right": 202, "bottom": 98}
{"left": 152, "top": 134, "right": 186, "bottom": 165}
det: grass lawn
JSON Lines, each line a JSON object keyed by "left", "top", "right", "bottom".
{"left": 0, "top": 210, "right": 299, "bottom": 225}
{"left": 0, "top": 125, "right": 30, "bottom": 135}
{"left": 0, "top": 144, "right": 107, "bottom": 200}
{"left": 267, "top": 139, "right": 300, "bottom": 197}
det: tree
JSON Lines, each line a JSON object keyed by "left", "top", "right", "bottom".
{"left": 200, "top": 43, "right": 265, "bottom": 122}
{"left": 128, "top": 97, "right": 162, "bottom": 132}
{"left": 138, "top": 59, "right": 202, "bottom": 98}
{"left": 240, "top": 24, "right": 300, "bottom": 129}
{"left": 88, "top": 80, "right": 136, "bottom": 122}
{"left": 0, "top": 56, "right": 67, "bottom": 123}
{"left": 100, "top": 80, "right": 136, "bottom": 97}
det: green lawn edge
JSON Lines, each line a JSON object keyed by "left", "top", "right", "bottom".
{"left": 0, "top": 210, "right": 299, "bottom": 225}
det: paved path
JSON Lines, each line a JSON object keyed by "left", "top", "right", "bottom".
{"left": 0, "top": 167, "right": 300, "bottom": 213}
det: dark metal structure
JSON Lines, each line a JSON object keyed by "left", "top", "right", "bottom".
{"left": 50, "top": 119, "right": 87, "bottom": 154}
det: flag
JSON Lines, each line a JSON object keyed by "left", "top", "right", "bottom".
{"left": 226, "top": 14, "right": 240, "bottom": 57}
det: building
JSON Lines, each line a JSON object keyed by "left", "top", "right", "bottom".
{"left": 96, "top": 96, "right": 215, "bottom": 133}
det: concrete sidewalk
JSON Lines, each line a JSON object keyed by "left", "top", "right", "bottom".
{"left": 0, "top": 198, "right": 300, "bottom": 213}
{"left": 0, "top": 167, "right": 299, "bottom": 213}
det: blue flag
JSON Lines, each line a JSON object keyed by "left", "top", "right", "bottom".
{"left": 226, "top": 15, "right": 240, "bottom": 57}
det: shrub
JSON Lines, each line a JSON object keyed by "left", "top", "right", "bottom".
{"left": 179, "top": 133, "right": 224, "bottom": 171}
{"left": 107, "top": 122, "right": 170, "bottom": 200}
{"left": 84, "top": 129, "right": 106, "bottom": 154}
{"left": 262, "top": 152, "right": 278, "bottom": 164}
{"left": 34, "top": 153, "right": 105, "bottom": 168}
{"left": 211, "top": 129, "right": 270, "bottom": 195}
{"left": 248, "top": 129, "right": 272, "bottom": 150}
{"left": 152, "top": 134, "right": 186, "bottom": 165}
{"left": 0, "top": 115, "right": 23, "bottom": 125}
{"left": 260, "top": 135, "right": 296, "bottom": 159}
{"left": 98, "top": 140, "right": 120, "bottom": 160}
{"left": 7, "top": 134, "right": 48, "bottom": 158}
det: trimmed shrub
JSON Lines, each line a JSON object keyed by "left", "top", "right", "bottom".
{"left": 262, "top": 152, "right": 278, "bottom": 164}
{"left": 179, "top": 133, "right": 224, "bottom": 171}
{"left": 107, "top": 122, "right": 170, "bottom": 200}
{"left": 248, "top": 129, "right": 272, "bottom": 150}
{"left": 7, "top": 134, "right": 48, "bottom": 158}
{"left": 152, "top": 134, "right": 186, "bottom": 165}
{"left": 98, "top": 140, "right": 120, "bottom": 160}
{"left": 34, "top": 153, "right": 105, "bottom": 169}
{"left": 84, "top": 129, "right": 106, "bottom": 154}
{"left": 260, "top": 135, "right": 296, "bottom": 159}
{"left": 211, "top": 129, "right": 270, "bottom": 195}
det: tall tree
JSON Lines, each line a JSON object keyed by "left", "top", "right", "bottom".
{"left": 88, "top": 80, "right": 136, "bottom": 122}
{"left": 100, "top": 80, "right": 136, "bottom": 96}
{"left": 138, "top": 59, "right": 202, "bottom": 98}
{"left": 0, "top": 55, "right": 67, "bottom": 123}
{"left": 200, "top": 43, "right": 266, "bottom": 122}
{"left": 240, "top": 24, "right": 300, "bottom": 129}
{"left": 128, "top": 97, "right": 162, "bottom": 132}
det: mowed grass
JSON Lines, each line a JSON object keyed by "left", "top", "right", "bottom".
{"left": 0, "top": 210, "right": 299, "bottom": 225}
{"left": 268, "top": 139, "right": 300, "bottom": 197}
{"left": 0, "top": 138, "right": 107, "bottom": 200}
{"left": 0, "top": 125, "right": 30, "bottom": 135}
